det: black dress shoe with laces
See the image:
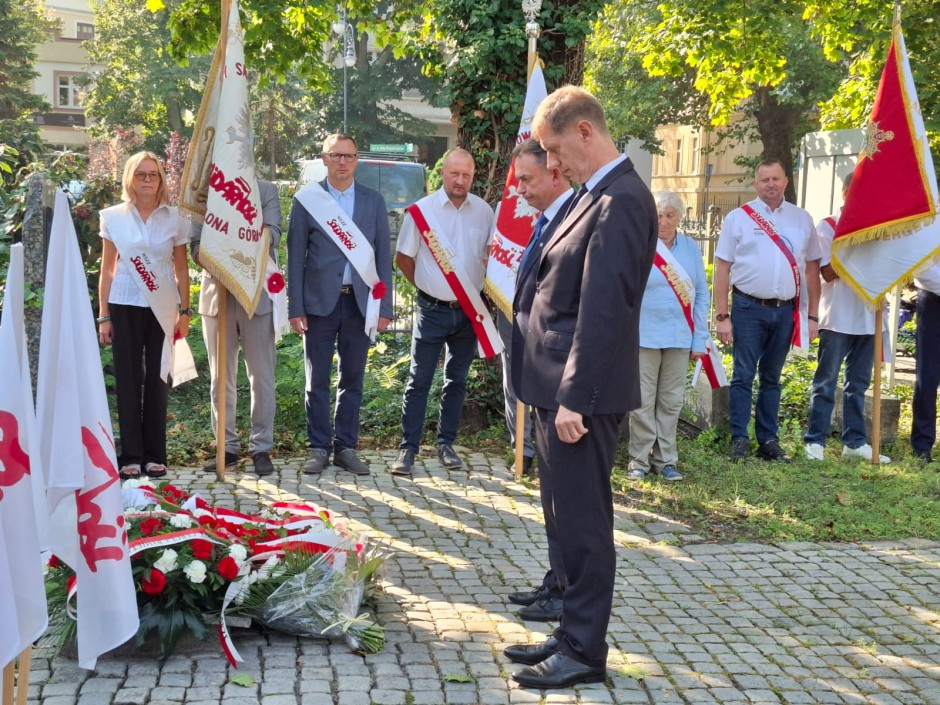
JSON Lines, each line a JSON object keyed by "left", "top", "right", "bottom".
{"left": 511, "top": 652, "right": 606, "bottom": 689}
{"left": 503, "top": 636, "right": 559, "bottom": 665}
{"left": 508, "top": 584, "right": 549, "bottom": 606}
{"left": 252, "top": 451, "right": 274, "bottom": 476}
{"left": 517, "top": 595, "right": 563, "bottom": 622}
{"left": 756, "top": 439, "right": 792, "bottom": 463}
{"left": 203, "top": 451, "right": 238, "bottom": 473}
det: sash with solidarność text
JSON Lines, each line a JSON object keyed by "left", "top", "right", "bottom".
{"left": 105, "top": 205, "right": 196, "bottom": 385}
{"left": 293, "top": 182, "right": 388, "bottom": 341}
{"left": 740, "top": 203, "right": 809, "bottom": 350}
{"left": 406, "top": 203, "right": 503, "bottom": 358}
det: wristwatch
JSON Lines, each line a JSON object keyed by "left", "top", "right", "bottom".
{"left": 716, "top": 313, "right": 731, "bottom": 322}
{"left": 179, "top": 307, "right": 194, "bottom": 316}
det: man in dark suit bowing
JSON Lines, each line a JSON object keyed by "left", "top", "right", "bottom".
{"left": 505, "top": 138, "right": 573, "bottom": 622}
{"left": 505, "top": 86, "right": 657, "bottom": 689}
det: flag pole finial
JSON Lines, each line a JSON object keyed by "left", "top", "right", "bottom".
{"left": 893, "top": 0, "right": 902, "bottom": 28}
{"left": 522, "top": 0, "right": 542, "bottom": 80}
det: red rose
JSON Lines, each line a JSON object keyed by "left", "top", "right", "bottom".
{"left": 141, "top": 568, "right": 167, "bottom": 594}
{"left": 267, "top": 272, "right": 286, "bottom": 294}
{"left": 48, "top": 555, "right": 61, "bottom": 569}
{"left": 217, "top": 556, "right": 240, "bottom": 580}
{"left": 190, "top": 539, "right": 214, "bottom": 560}
{"left": 372, "top": 282, "right": 387, "bottom": 300}
{"left": 139, "top": 517, "right": 163, "bottom": 536}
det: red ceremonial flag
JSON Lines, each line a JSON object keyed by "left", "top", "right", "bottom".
{"left": 0, "top": 243, "right": 48, "bottom": 669}
{"left": 484, "top": 64, "right": 549, "bottom": 316}
{"left": 36, "top": 191, "right": 139, "bottom": 669}
{"left": 831, "top": 24, "right": 940, "bottom": 304}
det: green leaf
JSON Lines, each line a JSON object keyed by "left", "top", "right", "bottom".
{"left": 442, "top": 674, "right": 474, "bottom": 683}
{"left": 617, "top": 663, "right": 649, "bottom": 681}
{"left": 230, "top": 674, "right": 255, "bottom": 687}
{"left": 145, "top": 0, "right": 165, "bottom": 12}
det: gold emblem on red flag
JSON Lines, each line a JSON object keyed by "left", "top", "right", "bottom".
{"left": 860, "top": 120, "right": 895, "bottom": 161}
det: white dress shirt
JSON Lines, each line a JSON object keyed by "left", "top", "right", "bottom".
{"left": 101, "top": 202, "right": 188, "bottom": 307}
{"left": 817, "top": 214, "right": 877, "bottom": 335}
{"left": 397, "top": 188, "right": 494, "bottom": 301}
{"left": 716, "top": 197, "right": 821, "bottom": 300}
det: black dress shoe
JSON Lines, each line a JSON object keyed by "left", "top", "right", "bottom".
{"left": 517, "top": 595, "right": 563, "bottom": 622}
{"left": 203, "top": 451, "right": 239, "bottom": 472}
{"left": 252, "top": 451, "right": 274, "bottom": 476}
{"left": 503, "top": 636, "right": 558, "bottom": 665}
{"left": 508, "top": 584, "right": 549, "bottom": 606}
{"left": 512, "top": 652, "right": 606, "bottom": 689}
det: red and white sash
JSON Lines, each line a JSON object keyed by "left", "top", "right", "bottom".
{"left": 741, "top": 204, "right": 810, "bottom": 350}
{"left": 406, "top": 203, "right": 503, "bottom": 358}
{"left": 294, "top": 182, "right": 388, "bottom": 340}
{"left": 106, "top": 205, "right": 196, "bottom": 385}
{"left": 652, "top": 240, "right": 728, "bottom": 389}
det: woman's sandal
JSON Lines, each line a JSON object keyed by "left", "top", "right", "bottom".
{"left": 144, "top": 462, "right": 168, "bottom": 478}
{"left": 119, "top": 464, "right": 142, "bottom": 480}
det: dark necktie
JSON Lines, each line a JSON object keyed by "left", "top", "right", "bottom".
{"left": 520, "top": 214, "right": 548, "bottom": 273}
{"left": 563, "top": 184, "right": 589, "bottom": 220}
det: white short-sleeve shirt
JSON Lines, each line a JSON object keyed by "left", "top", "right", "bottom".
{"left": 101, "top": 202, "right": 189, "bottom": 307}
{"left": 716, "top": 197, "right": 821, "bottom": 301}
{"left": 396, "top": 189, "right": 494, "bottom": 301}
{"left": 816, "top": 215, "right": 877, "bottom": 335}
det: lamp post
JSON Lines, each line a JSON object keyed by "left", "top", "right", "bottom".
{"left": 331, "top": 12, "right": 356, "bottom": 133}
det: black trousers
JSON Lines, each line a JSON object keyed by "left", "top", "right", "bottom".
{"left": 534, "top": 406, "right": 622, "bottom": 669}
{"left": 110, "top": 303, "right": 168, "bottom": 467}
{"left": 912, "top": 288, "right": 940, "bottom": 455}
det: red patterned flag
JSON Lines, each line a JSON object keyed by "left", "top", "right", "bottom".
{"left": 484, "top": 65, "right": 548, "bottom": 316}
{"left": 832, "top": 25, "right": 940, "bottom": 304}
{"left": 179, "top": 0, "right": 269, "bottom": 316}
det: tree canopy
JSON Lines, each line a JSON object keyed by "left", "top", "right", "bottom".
{"left": 0, "top": 0, "right": 57, "bottom": 120}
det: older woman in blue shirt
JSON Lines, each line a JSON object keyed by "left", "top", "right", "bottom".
{"left": 628, "top": 191, "right": 710, "bottom": 481}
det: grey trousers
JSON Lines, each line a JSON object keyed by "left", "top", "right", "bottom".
{"left": 628, "top": 346, "right": 690, "bottom": 472}
{"left": 496, "top": 310, "right": 535, "bottom": 459}
{"left": 202, "top": 294, "right": 276, "bottom": 454}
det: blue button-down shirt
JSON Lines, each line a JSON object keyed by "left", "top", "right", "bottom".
{"left": 639, "top": 234, "right": 710, "bottom": 353}
{"left": 326, "top": 180, "right": 356, "bottom": 284}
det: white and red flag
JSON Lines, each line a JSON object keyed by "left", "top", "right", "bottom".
{"left": 484, "top": 64, "right": 549, "bottom": 316}
{"left": 36, "top": 190, "right": 139, "bottom": 669}
{"left": 0, "top": 243, "right": 48, "bottom": 669}
{"left": 179, "top": 0, "right": 268, "bottom": 316}
{"left": 832, "top": 24, "right": 940, "bottom": 304}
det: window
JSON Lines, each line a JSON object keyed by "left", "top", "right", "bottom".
{"left": 56, "top": 74, "right": 84, "bottom": 109}
{"left": 77, "top": 22, "right": 94, "bottom": 40}
{"left": 674, "top": 138, "right": 683, "bottom": 174}
{"left": 691, "top": 136, "right": 700, "bottom": 174}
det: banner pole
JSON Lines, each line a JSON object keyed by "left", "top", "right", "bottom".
{"left": 2, "top": 660, "right": 14, "bottom": 705}
{"left": 215, "top": 299, "right": 228, "bottom": 481}
{"left": 14, "top": 648, "right": 30, "bottom": 705}
{"left": 872, "top": 305, "right": 884, "bottom": 466}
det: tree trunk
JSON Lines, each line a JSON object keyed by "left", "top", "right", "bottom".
{"left": 754, "top": 87, "right": 802, "bottom": 203}
{"left": 165, "top": 97, "right": 183, "bottom": 135}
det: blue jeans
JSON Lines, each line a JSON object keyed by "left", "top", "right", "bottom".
{"left": 400, "top": 294, "right": 478, "bottom": 452}
{"left": 729, "top": 293, "right": 794, "bottom": 442}
{"left": 912, "top": 289, "right": 940, "bottom": 455}
{"left": 804, "top": 329, "right": 874, "bottom": 448}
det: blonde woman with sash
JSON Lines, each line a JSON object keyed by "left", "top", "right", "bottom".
{"left": 627, "top": 192, "right": 709, "bottom": 482}
{"left": 97, "top": 151, "right": 191, "bottom": 479}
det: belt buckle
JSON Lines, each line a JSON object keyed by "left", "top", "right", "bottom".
{"left": 340, "top": 285, "right": 352, "bottom": 295}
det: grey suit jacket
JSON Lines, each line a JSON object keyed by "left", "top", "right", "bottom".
{"left": 286, "top": 179, "right": 393, "bottom": 319}
{"left": 519, "top": 158, "right": 657, "bottom": 415}
{"left": 193, "top": 179, "right": 282, "bottom": 317}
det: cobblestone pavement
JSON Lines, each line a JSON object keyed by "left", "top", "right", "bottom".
{"left": 26, "top": 449, "right": 940, "bottom": 705}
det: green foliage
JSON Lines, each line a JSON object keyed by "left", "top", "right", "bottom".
{"left": 0, "top": 0, "right": 57, "bottom": 120}
{"left": 83, "top": 0, "right": 211, "bottom": 144}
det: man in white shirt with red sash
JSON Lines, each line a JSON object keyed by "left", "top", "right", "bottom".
{"left": 805, "top": 173, "right": 890, "bottom": 464}
{"left": 287, "top": 133, "right": 393, "bottom": 476}
{"left": 714, "top": 159, "right": 821, "bottom": 462}
{"left": 391, "top": 149, "right": 497, "bottom": 476}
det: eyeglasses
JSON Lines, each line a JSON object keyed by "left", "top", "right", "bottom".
{"left": 325, "top": 152, "right": 358, "bottom": 163}
{"left": 134, "top": 172, "right": 161, "bottom": 181}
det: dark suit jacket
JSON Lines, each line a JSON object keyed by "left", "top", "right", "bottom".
{"left": 510, "top": 193, "right": 574, "bottom": 400}
{"left": 518, "top": 158, "right": 657, "bottom": 415}
{"left": 286, "top": 179, "right": 393, "bottom": 320}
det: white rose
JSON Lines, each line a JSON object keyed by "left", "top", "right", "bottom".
{"left": 169, "top": 514, "right": 193, "bottom": 529}
{"left": 183, "top": 559, "right": 208, "bottom": 584}
{"left": 192, "top": 507, "right": 212, "bottom": 519}
{"left": 228, "top": 544, "right": 248, "bottom": 563}
{"left": 153, "top": 548, "right": 178, "bottom": 573}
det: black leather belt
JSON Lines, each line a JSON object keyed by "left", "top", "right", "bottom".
{"left": 419, "top": 291, "right": 462, "bottom": 309}
{"left": 339, "top": 285, "right": 354, "bottom": 295}
{"left": 733, "top": 286, "right": 794, "bottom": 308}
